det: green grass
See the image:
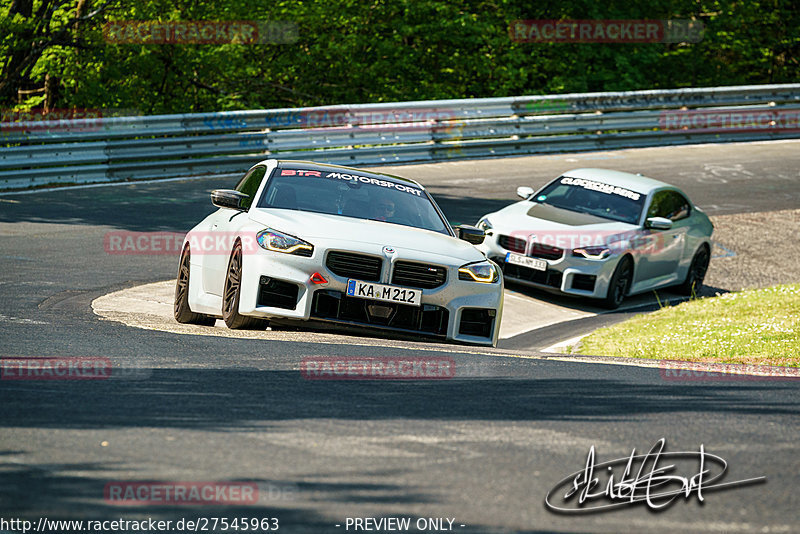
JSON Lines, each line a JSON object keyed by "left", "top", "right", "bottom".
{"left": 577, "top": 284, "right": 800, "bottom": 367}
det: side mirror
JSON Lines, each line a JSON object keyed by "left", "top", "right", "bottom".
{"left": 516, "top": 186, "right": 535, "bottom": 200}
{"left": 645, "top": 216, "right": 673, "bottom": 230}
{"left": 456, "top": 225, "right": 486, "bottom": 245}
{"left": 211, "top": 189, "right": 249, "bottom": 211}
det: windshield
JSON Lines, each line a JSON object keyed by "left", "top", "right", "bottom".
{"left": 533, "top": 176, "right": 645, "bottom": 224}
{"left": 257, "top": 167, "right": 451, "bottom": 235}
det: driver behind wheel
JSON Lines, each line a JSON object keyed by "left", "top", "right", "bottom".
{"left": 370, "top": 198, "right": 396, "bottom": 222}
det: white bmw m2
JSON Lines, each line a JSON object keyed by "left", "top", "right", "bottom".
{"left": 174, "top": 159, "right": 503, "bottom": 346}
{"left": 476, "top": 168, "right": 713, "bottom": 309}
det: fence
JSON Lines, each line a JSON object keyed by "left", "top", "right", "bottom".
{"left": 1, "top": 84, "right": 799, "bottom": 190}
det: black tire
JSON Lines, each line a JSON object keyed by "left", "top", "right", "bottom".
{"left": 675, "top": 245, "right": 710, "bottom": 296}
{"left": 174, "top": 246, "right": 217, "bottom": 326}
{"left": 222, "top": 242, "right": 267, "bottom": 329}
{"left": 601, "top": 256, "right": 633, "bottom": 310}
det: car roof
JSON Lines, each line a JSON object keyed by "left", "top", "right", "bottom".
{"left": 560, "top": 168, "right": 673, "bottom": 194}
{"left": 254, "top": 159, "right": 425, "bottom": 189}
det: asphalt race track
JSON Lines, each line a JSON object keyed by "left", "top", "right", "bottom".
{"left": 1, "top": 140, "right": 799, "bottom": 533}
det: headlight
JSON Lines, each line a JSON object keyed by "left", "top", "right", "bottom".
{"left": 476, "top": 218, "right": 493, "bottom": 232}
{"left": 256, "top": 228, "right": 313, "bottom": 256}
{"left": 572, "top": 246, "right": 611, "bottom": 260}
{"left": 458, "top": 261, "right": 499, "bottom": 283}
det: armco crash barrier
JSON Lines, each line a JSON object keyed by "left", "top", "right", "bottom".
{"left": 1, "top": 84, "right": 799, "bottom": 190}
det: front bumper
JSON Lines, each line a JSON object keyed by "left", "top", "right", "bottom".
{"left": 481, "top": 238, "right": 619, "bottom": 300}
{"left": 238, "top": 243, "right": 504, "bottom": 346}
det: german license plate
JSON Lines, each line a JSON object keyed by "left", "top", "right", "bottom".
{"left": 505, "top": 252, "right": 547, "bottom": 271}
{"left": 346, "top": 279, "right": 421, "bottom": 306}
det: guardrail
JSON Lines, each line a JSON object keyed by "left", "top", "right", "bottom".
{"left": 2, "top": 84, "right": 799, "bottom": 190}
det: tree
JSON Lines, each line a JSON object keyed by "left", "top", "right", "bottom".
{"left": 1, "top": 0, "right": 113, "bottom": 108}
{"left": 1, "top": 0, "right": 797, "bottom": 115}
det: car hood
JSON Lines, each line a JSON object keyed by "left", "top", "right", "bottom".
{"left": 248, "top": 208, "right": 484, "bottom": 263}
{"left": 484, "top": 201, "right": 640, "bottom": 234}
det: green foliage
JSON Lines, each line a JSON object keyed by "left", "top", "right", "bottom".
{"left": 1, "top": 0, "right": 798, "bottom": 114}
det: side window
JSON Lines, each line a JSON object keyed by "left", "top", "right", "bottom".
{"left": 668, "top": 192, "right": 691, "bottom": 221}
{"left": 647, "top": 190, "right": 691, "bottom": 221}
{"left": 234, "top": 166, "right": 267, "bottom": 210}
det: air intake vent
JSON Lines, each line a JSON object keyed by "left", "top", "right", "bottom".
{"left": 529, "top": 242, "right": 564, "bottom": 260}
{"left": 257, "top": 276, "right": 299, "bottom": 310}
{"left": 498, "top": 234, "right": 526, "bottom": 253}
{"left": 459, "top": 308, "right": 495, "bottom": 338}
{"left": 392, "top": 261, "right": 447, "bottom": 289}
{"left": 326, "top": 251, "right": 382, "bottom": 282}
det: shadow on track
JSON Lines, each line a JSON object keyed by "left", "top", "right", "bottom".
{"left": 3, "top": 367, "right": 797, "bottom": 431}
